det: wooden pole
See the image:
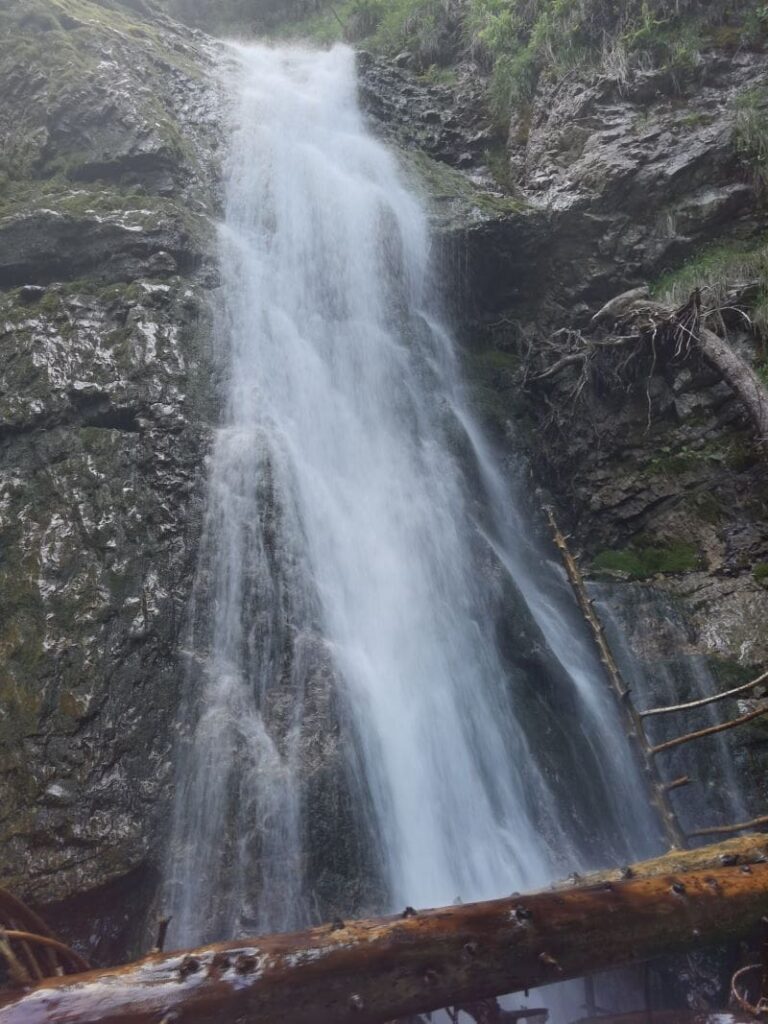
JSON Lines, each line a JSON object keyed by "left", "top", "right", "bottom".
{"left": 2, "top": 840, "right": 768, "bottom": 1024}
{"left": 543, "top": 507, "right": 686, "bottom": 848}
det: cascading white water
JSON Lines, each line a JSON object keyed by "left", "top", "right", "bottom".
{"left": 164, "top": 43, "right": 661, "bottom": 956}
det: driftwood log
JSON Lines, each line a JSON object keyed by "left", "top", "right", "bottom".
{"left": 1, "top": 836, "right": 768, "bottom": 1024}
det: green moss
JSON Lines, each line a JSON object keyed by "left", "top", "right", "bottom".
{"left": 682, "top": 488, "right": 726, "bottom": 524}
{"left": 483, "top": 143, "right": 518, "bottom": 192}
{"left": 418, "top": 63, "right": 459, "bottom": 85}
{"left": 707, "top": 655, "right": 760, "bottom": 687}
{"left": 0, "top": 0, "right": 203, "bottom": 186}
{"left": 236, "top": 0, "right": 768, "bottom": 121}
{"left": 403, "top": 148, "right": 526, "bottom": 222}
{"left": 461, "top": 347, "right": 522, "bottom": 431}
{"left": 592, "top": 541, "right": 703, "bottom": 578}
{"left": 260, "top": 5, "right": 761, "bottom": 135}
{"left": 644, "top": 432, "right": 760, "bottom": 476}
{"left": 678, "top": 110, "right": 713, "bottom": 128}
{"left": 466, "top": 0, "right": 767, "bottom": 121}
{"left": 753, "top": 562, "right": 768, "bottom": 584}
{"left": 464, "top": 347, "right": 520, "bottom": 384}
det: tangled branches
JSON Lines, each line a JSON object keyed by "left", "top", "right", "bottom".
{"left": 526, "top": 286, "right": 768, "bottom": 446}
{"left": 0, "top": 887, "right": 89, "bottom": 987}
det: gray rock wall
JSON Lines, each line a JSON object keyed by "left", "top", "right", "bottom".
{"left": 0, "top": 0, "right": 222, "bottom": 933}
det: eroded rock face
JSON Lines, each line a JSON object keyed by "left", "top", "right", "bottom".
{"left": 1, "top": 0, "right": 766, "bottom": 966}
{"left": 514, "top": 55, "right": 765, "bottom": 294}
{"left": 357, "top": 52, "right": 495, "bottom": 169}
{"left": 432, "top": 50, "right": 768, "bottom": 823}
{"left": 0, "top": 0, "right": 223, "bottom": 930}
{"left": 359, "top": 41, "right": 768, "bottom": 842}
{"left": 499, "top": 54, "right": 768, "bottom": 682}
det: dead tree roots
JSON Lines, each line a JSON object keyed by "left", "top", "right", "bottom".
{"left": 530, "top": 287, "right": 768, "bottom": 446}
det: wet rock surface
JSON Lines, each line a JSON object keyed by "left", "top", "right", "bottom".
{"left": 357, "top": 52, "right": 495, "bottom": 169}
{"left": 1, "top": 0, "right": 767, "bottom": 974}
{"left": 402, "top": 48, "right": 768, "bottom": 678}
{"left": 362, "top": 36, "right": 768, "bottom": 876}
{"left": 0, "top": 0, "right": 223, "bottom": 935}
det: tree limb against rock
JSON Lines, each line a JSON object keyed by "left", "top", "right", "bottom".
{"left": 2, "top": 836, "right": 768, "bottom": 1024}
{"left": 534, "top": 287, "right": 768, "bottom": 445}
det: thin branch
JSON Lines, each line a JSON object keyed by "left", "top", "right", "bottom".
{"left": 0, "top": 930, "right": 32, "bottom": 988}
{"left": 328, "top": 4, "right": 346, "bottom": 30}
{"left": 731, "top": 963, "right": 765, "bottom": 1018}
{"left": 689, "top": 816, "right": 768, "bottom": 839}
{"left": 543, "top": 506, "right": 685, "bottom": 848}
{"left": 650, "top": 705, "right": 768, "bottom": 755}
{"left": 641, "top": 671, "right": 768, "bottom": 718}
{"left": 1, "top": 931, "right": 90, "bottom": 974}
{"left": 663, "top": 776, "right": 692, "bottom": 793}
{"left": 0, "top": 891, "right": 58, "bottom": 977}
{"left": 532, "top": 352, "right": 587, "bottom": 380}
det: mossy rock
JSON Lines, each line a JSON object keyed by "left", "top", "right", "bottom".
{"left": 592, "top": 541, "right": 703, "bottom": 579}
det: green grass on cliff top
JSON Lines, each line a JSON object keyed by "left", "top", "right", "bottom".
{"left": 652, "top": 233, "right": 768, "bottom": 335}
{"left": 268, "top": 0, "right": 768, "bottom": 124}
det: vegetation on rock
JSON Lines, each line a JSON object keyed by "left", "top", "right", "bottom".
{"left": 652, "top": 234, "right": 768, "bottom": 332}
{"left": 592, "top": 541, "right": 703, "bottom": 579}
{"left": 210, "top": 0, "right": 768, "bottom": 125}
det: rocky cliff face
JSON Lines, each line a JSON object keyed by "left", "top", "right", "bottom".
{"left": 2, "top": 0, "right": 767, "bottom": 969}
{"left": 0, "top": 0, "right": 222, "bottom": 952}
{"left": 360, "top": 38, "right": 768, "bottom": 823}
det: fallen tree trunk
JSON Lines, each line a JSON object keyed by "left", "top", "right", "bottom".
{"left": 549, "top": 832, "right": 768, "bottom": 889}
{"left": 2, "top": 837, "right": 768, "bottom": 1024}
{"left": 695, "top": 320, "right": 768, "bottom": 444}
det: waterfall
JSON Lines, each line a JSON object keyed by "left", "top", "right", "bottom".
{"left": 594, "top": 583, "right": 750, "bottom": 835}
{"left": 163, "top": 43, "right": 661, "bottom": 954}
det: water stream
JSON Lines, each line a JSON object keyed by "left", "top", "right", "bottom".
{"left": 164, "top": 43, "right": 664, "bottom": 978}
